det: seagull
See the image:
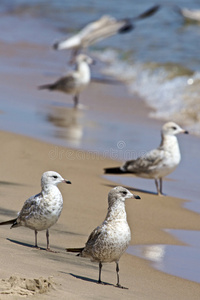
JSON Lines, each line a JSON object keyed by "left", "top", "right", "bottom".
{"left": 39, "top": 54, "right": 93, "bottom": 107}
{"left": 173, "top": 6, "right": 200, "bottom": 22}
{"left": 0, "top": 171, "right": 71, "bottom": 251}
{"left": 53, "top": 5, "right": 160, "bottom": 58}
{"left": 66, "top": 186, "right": 140, "bottom": 288}
{"left": 104, "top": 122, "right": 189, "bottom": 195}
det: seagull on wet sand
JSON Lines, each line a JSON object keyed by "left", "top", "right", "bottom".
{"left": 39, "top": 54, "right": 93, "bottom": 107}
{"left": 0, "top": 171, "right": 71, "bottom": 252}
{"left": 104, "top": 122, "right": 189, "bottom": 195}
{"left": 66, "top": 186, "right": 140, "bottom": 288}
{"left": 53, "top": 5, "right": 160, "bottom": 58}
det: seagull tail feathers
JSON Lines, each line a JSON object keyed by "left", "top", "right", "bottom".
{"left": 0, "top": 218, "right": 17, "bottom": 227}
{"left": 104, "top": 167, "right": 125, "bottom": 174}
{"left": 66, "top": 247, "right": 84, "bottom": 254}
{"left": 38, "top": 84, "right": 55, "bottom": 91}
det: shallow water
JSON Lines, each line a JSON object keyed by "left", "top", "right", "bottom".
{"left": 127, "top": 229, "right": 200, "bottom": 283}
{"left": 1, "top": 0, "right": 200, "bottom": 133}
{"left": 0, "top": 0, "right": 200, "bottom": 285}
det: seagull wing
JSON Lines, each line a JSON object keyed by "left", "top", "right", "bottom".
{"left": 53, "top": 74, "right": 79, "bottom": 92}
{"left": 123, "top": 148, "right": 165, "bottom": 174}
{"left": 131, "top": 4, "right": 161, "bottom": 22}
{"left": 81, "top": 18, "right": 131, "bottom": 47}
{"left": 85, "top": 226, "right": 103, "bottom": 248}
{"left": 18, "top": 193, "right": 43, "bottom": 221}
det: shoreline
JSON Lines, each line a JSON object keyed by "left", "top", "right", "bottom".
{"left": 1, "top": 33, "right": 199, "bottom": 206}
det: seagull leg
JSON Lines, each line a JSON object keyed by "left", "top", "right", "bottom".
{"left": 155, "top": 179, "right": 160, "bottom": 195}
{"left": 34, "top": 230, "right": 39, "bottom": 248}
{"left": 115, "top": 262, "right": 128, "bottom": 289}
{"left": 46, "top": 229, "right": 50, "bottom": 250}
{"left": 116, "top": 261, "right": 120, "bottom": 287}
{"left": 159, "top": 178, "right": 163, "bottom": 195}
{"left": 155, "top": 178, "right": 164, "bottom": 196}
{"left": 98, "top": 262, "right": 103, "bottom": 284}
{"left": 74, "top": 94, "right": 79, "bottom": 108}
{"left": 45, "top": 229, "right": 58, "bottom": 253}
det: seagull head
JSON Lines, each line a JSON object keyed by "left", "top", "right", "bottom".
{"left": 41, "top": 171, "right": 71, "bottom": 187}
{"left": 108, "top": 186, "right": 140, "bottom": 205}
{"left": 161, "top": 122, "right": 189, "bottom": 136}
{"left": 75, "top": 54, "right": 94, "bottom": 65}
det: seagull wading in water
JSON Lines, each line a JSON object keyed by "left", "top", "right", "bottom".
{"left": 0, "top": 171, "right": 71, "bottom": 252}
{"left": 104, "top": 122, "right": 189, "bottom": 195}
{"left": 39, "top": 54, "right": 93, "bottom": 108}
{"left": 67, "top": 186, "right": 140, "bottom": 288}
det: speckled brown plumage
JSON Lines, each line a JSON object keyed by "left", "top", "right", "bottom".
{"left": 67, "top": 186, "right": 140, "bottom": 288}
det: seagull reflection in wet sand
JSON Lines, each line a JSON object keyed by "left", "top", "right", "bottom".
{"left": 47, "top": 106, "right": 83, "bottom": 147}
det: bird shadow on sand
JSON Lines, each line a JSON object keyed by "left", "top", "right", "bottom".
{"left": 68, "top": 273, "right": 115, "bottom": 287}
{"left": 0, "top": 181, "right": 24, "bottom": 186}
{"left": 102, "top": 183, "right": 160, "bottom": 196}
{"left": 6, "top": 238, "right": 46, "bottom": 251}
{"left": 0, "top": 208, "right": 18, "bottom": 218}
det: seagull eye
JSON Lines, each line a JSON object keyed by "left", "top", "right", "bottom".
{"left": 121, "top": 191, "right": 127, "bottom": 195}
{"left": 172, "top": 126, "right": 177, "bottom": 130}
{"left": 52, "top": 175, "right": 58, "bottom": 179}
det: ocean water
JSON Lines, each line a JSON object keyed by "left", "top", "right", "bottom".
{"left": 0, "top": 0, "right": 200, "bottom": 285}
{"left": 127, "top": 229, "right": 200, "bottom": 283}
{"left": 1, "top": 0, "right": 200, "bottom": 134}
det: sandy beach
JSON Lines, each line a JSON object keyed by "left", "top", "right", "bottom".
{"left": 0, "top": 131, "right": 200, "bottom": 299}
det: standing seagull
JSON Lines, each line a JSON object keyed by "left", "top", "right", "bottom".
{"left": 39, "top": 54, "right": 93, "bottom": 107}
{"left": 0, "top": 171, "right": 71, "bottom": 251}
{"left": 67, "top": 186, "right": 140, "bottom": 288}
{"left": 53, "top": 5, "right": 160, "bottom": 58}
{"left": 104, "top": 122, "right": 189, "bottom": 195}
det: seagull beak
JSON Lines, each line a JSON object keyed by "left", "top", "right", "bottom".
{"left": 183, "top": 130, "right": 189, "bottom": 134}
{"left": 63, "top": 180, "right": 72, "bottom": 184}
{"left": 128, "top": 192, "right": 141, "bottom": 199}
{"left": 133, "top": 194, "right": 141, "bottom": 200}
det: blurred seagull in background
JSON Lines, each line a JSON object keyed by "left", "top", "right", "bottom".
{"left": 39, "top": 54, "right": 93, "bottom": 108}
{"left": 173, "top": 5, "right": 200, "bottom": 22}
{"left": 0, "top": 171, "right": 71, "bottom": 251}
{"left": 104, "top": 122, "right": 189, "bottom": 196}
{"left": 53, "top": 4, "right": 160, "bottom": 59}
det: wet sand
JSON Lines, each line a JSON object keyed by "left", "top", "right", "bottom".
{"left": 0, "top": 131, "right": 200, "bottom": 299}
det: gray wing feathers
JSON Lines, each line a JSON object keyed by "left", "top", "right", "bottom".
{"left": 85, "top": 226, "right": 102, "bottom": 248}
{"left": 123, "top": 148, "right": 164, "bottom": 174}
{"left": 18, "top": 193, "right": 42, "bottom": 221}
{"left": 53, "top": 75, "right": 77, "bottom": 92}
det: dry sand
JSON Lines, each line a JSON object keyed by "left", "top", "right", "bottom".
{"left": 0, "top": 130, "right": 200, "bottom": 299}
